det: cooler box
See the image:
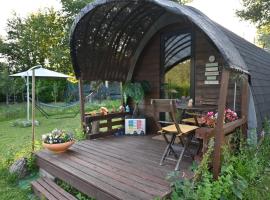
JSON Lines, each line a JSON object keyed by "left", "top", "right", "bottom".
{"left": 125, "top": 118, "right": 146, "bottom": 135}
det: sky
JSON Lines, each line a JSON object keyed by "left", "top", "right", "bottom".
{"left": 0, "top": 0, "right": 257, "bottom": 43}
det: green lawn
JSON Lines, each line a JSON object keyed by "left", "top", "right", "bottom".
{"left": 0, "top": 101, "right": 121, "bottom": 200}
{"left": 0, "top": 115, "right": 81, "bottom": 200}
{"left": 0, "top": 115, "right": 81, "bottom": 161}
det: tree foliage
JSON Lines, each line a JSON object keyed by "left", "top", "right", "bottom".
{"left": 237, "top": 0, "right": 270, "bottom": 49}
{"left": 0, "top": 1, "right": 94, "bottom": 74}
{"left": 1, "top": 9, "right": 71, "bottom": 73}
{"left": 257, "top": 25, "right": 270, "bottom": 49}
{"left": 61, "top": 0, "right": 93, "bottom": 21}
{"left": 236, "top": 0, "right": 270, "bottom": 27}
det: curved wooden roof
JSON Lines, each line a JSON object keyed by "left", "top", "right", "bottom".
{"left": 70, "top": 0, "right": 270, "bottom": 128}
{"left": 70, "top": 0, "right": 250, "bottom": 81}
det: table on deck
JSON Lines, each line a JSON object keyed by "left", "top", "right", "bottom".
{"left": 177, "top": 105, "right": 217, "bottom": 125}
{"left": 177, "top": 105, "right": 217, "bottom": 156}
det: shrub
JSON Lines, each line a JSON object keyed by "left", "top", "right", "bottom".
{"left": 55, "top": 178, "right": 95, "bottom": 200}
{"left": 167, "top": 131, "right": 270, "bottom": 200}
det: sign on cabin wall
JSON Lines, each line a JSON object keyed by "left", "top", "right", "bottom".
{"left": 204, "top": 55, "right": 220, "bottom": 85}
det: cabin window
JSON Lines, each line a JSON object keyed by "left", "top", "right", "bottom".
{"left": 161, "top": 32, "right": 192, "bottom": 99}
{"left": 164, "top": 59, "right": 191, "bottom": 98}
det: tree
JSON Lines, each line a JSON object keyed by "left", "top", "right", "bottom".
{"left": 61, "top": 0, "right": 93, "bottom": 21}
{"left": 0, "top": 63, "right": 12, "bottom": 104}
{"left": 1, "top": 9, "right": 71, "bottom": 73}
{"left": 51, "top": 82, "right": 60, "bottom": 103}
{"left": 257, "top": 25, "right": 270, "bottom": 49}
{"left": 237, "top": 0, "right": 270, "bottom": 49}
{"left": 4, "top": 9, "right": 71, "bottom": 72}
{"left": 0, "top": 1, "right": 95, "bottom": 74}
{"left": 236, "top": 0, "right": 270, "bottom": 27}
{"left": 10, "top": 78, "right": 25, "bottom": 103}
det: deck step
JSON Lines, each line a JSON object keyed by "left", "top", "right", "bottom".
{"left": 31, "top": 177, "right": 77, "bottom": 200}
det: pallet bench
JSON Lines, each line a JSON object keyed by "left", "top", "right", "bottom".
{"left": 31, "top": 177, "right": 77, "bottom": 200}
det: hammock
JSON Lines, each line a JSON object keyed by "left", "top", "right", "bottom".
{"left": 30, "top": 98, "right": 80, "bottom": 119}
{"left": 30, "top": 91, "right": 96, "bottom": 119}
{"left": 37, "top": 101, "right": 80, "bottom": 109}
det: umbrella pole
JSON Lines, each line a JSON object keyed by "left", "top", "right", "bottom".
{"left": 32, "top": 69, "right": 36, "bottom": 152}
{"left": 27, "top": 75, "right": 30, "bottom": 121}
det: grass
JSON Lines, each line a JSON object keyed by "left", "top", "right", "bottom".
{"left": 0, "top": 100, "right": 121, "bottom": 200}
{"left": 0, "top": 115, "right": 81, "bottom": 162}
{"left": 0, "top": 115, "right": 81, "bottom": 200}
{"left": 0, "top": 168, "right": 33, "bottom": 200}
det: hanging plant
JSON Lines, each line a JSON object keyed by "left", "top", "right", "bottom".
{"left": 123, "top": 80, "right": 150, "bottom": 117}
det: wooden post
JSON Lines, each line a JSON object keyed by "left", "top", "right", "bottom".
{"left": 241, "top": 75, "right": 249, "bottom": 138}
{"left": 79, "top": 78, "right": 85, "bottom": 130}
{"left": 213, "top": 69, "right": 230, "bottom": 179}
{"left": 32, "top": 69, "right": 36, "bottom": 152}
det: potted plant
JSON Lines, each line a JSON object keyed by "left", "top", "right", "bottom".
{"left": 122, "top": 81, "right": 150, "bottom": 136}
{"left": 201, "top": 109, "right": 238, "bottom": 127}
{"left": 123, "top": 80, "right": 150, "bottom": 117}
{"left": 42, "top": 129, "right": 75, "bottom": 153}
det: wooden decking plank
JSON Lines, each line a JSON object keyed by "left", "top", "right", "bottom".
{"left": 66, "top": 150, "right": 170, "bottom": 192}
{"left": 95, "top": 135, "right": 167, "bottom": 149}
{"left": 60, "top": 153, "right": 165, "bottom": 198}
{"left": 75, "top": 142, "right": 170, "bottom": 175}
{"left": 69, "top": 145, "right": 170, "bottom": 187}
{"left": 95, "top": 135, "right": 164, "bottom": 146}
{"left": 36, "top": 157, "right": 118, "bottom": 200}
{"left": 37, "top": 152, "right": 135, "bottom": 200}
{"left": 74, "top": 140, "right": 175, "bottom": 176}
{"left": 32, "top": 179, "right": 59, "bottom": 200}
{"left": 50, "top": 152, "right": 156, "bottom": 200}
{"left": 78, "top": 141, "right": 165, "bottom": 169}
{"left": 93, "top": 136, "right": 167, "bottom": 154}
{"left": 42, "top": 178, "right": 77, "bottom": 200}
{"left": 73, "top": 142, "right": 169, "bottom": 178}
{"left": 38, "top": 151, "right": 150, "bottom": 200}
{"left": 81, "top": 139, "right": 163, "bottom": 161}
{"left": 91, "top": 135, "right": 165, "bottom": 150}
{"left": 36, "top": 136, "right": 193, "bottom": 200}
{"left": 37, "top": 178, "right": 70, "bottom": 200}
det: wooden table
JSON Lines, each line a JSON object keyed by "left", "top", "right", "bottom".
{"left": 176, "top": 105, "right": 217, "bottom": 126}
{"left": 176, "top": 105, "right": 216, "bottom": 157}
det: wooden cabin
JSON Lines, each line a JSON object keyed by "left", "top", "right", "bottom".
{"left": 33, "top": 1, "right": 270, "bottom": 199}
{"left": 70, "top": 0, "right": 270, "bottom": 133}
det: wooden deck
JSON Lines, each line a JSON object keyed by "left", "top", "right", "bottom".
{"left": 36, "top": 135, "right": 194, "bottom": 200}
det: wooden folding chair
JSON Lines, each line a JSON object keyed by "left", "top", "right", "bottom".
{"left": 151, "top": 99, "right": 199, "bottom": 170}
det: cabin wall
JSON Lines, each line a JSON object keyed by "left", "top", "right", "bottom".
{"left": 132, "top": 33, "right": 160, "bottom": 133}
{"left": 132, "top": 23, "right": 241, "bottom": 133}
{"left": 194, "top": 29, "right": 224, "bottom": 107}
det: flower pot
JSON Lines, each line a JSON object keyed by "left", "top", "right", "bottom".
{"left": 42, "top": 140, "right": 75, "bottom": 153}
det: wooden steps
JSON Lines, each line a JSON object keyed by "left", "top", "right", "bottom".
{"left": 31, "top": 177, "right": 77, "bottom": 200}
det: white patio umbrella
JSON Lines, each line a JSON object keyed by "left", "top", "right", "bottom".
{"left": 10, "top": 66, "right": 70, "bottom": 121}
{"left": 10, "top": 66, "right": 71, "bottom": 152}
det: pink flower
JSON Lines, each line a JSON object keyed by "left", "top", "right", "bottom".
{"left": 207, "top": 112, "right": 214, "bottom": 117}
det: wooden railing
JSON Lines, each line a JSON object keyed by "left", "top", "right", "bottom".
{"left": 212, "top": 69, "right": 249, "bottom": 179}
{"left": 84, "top": 112, "right": 129, "bottom": 139}
{"left": 196, "top": 117, "right": 247, "bottom": 155}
